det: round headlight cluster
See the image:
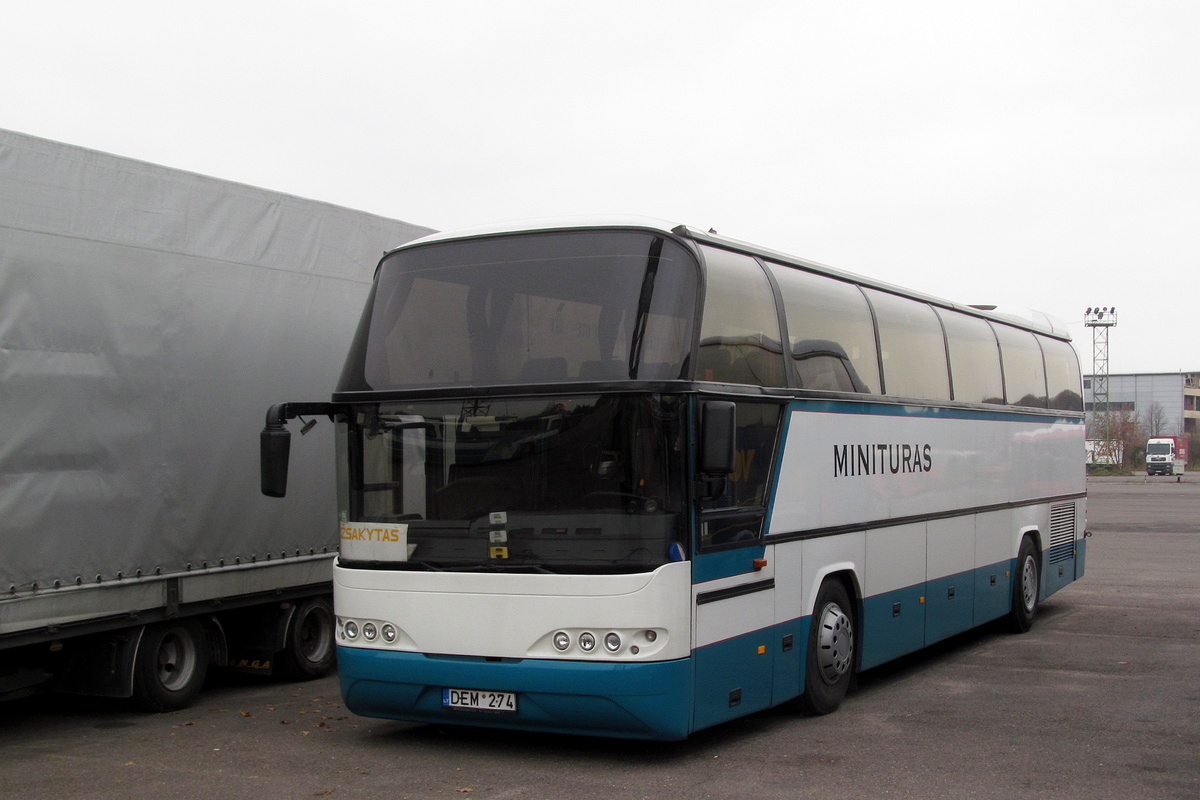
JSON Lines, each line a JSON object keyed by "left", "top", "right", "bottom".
{"left": 552, "top": 629, "right": 660, "bottom": 656}
{"left": 339, "top": 617, "right": 398, "bottom": 646}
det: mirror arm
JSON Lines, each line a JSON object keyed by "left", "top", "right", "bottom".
{"left": 259, "top": 402, "right": 343, "bottom": 498}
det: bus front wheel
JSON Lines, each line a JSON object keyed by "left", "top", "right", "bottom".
{"left": 799, "top": 579, "right": 855, "bottom": 715}
{"left": 1007, "top": 536, "right": 1040, "bottom": 633}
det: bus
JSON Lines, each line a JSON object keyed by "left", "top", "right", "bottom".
{"left": 260, "top": 217, "right": 1087, "bottom": 740}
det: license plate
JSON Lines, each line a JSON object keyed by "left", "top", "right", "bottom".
{"left": 442, "top": 687, "right": 517, "bottom": 713}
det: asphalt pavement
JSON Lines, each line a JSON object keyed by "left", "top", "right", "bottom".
{"left": 1, "top": 477, "right": 1197, "bottom": 799}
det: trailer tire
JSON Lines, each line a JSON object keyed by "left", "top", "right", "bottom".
{"left": 132, "top": 619, "right": 210, "bottom": 712}
{"left": 1007, "top": 536, "right": 1040, "bottom": 633}
{"left": 799, "top": 578, "right": 855, "bottom": 716}
{"left": 278, "top": 597, "right": 336, "bottom": 681}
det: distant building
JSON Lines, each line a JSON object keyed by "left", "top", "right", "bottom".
{"left": 1083, "top": 371, "right": 1200, "bottom": 437}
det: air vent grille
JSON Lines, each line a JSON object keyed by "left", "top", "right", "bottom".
{"left": 1048, "top": 503, "right": 1076, "bottom": 564}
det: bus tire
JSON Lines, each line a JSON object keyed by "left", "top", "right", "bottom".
{"left": 132, "top": 619, "right": 210, "bottom": 712}
{"left": 1007, "top": 536, "right": 1040, "bottom": 633}
{"left": 277, "top": 596, "right": 337, "bottom": 681}
{"left": 799, "top": 579, "right": 855, "bottom": 715}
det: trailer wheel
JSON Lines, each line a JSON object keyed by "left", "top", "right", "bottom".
{"left": 132, "top": 620, "right": 210, "bottom": 712}
{"left": 799, "top": 578, "right": 855, "bottom": 715}
{"left": 278, "top": 597, "right": 336, "bottom": 680}
{"left": 1007, "top": 536, "right": 1040, "bottom": 633}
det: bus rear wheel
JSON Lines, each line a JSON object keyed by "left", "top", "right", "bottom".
{"left": 1007, "top": 536, "right": 1040, "bottom": 633}
{"left": 799, "top": 579, "right": 855, "bottom": 715}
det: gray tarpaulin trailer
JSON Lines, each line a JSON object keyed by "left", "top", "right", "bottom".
{"left": 0, "top": 129, "right": 432, "bottom": 709}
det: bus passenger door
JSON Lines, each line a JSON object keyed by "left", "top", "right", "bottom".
{"left": 690, "top": 401, "right": 781, "bottom": 731}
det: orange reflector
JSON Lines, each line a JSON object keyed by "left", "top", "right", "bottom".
{"left": 919, "top": 596, "right": 925, "bottom": 603}
{"left": 753, "top": 558, "right": 768, "bottom": 570}
{"left": 757, "top": 645, "right": 766, "bottom": 655}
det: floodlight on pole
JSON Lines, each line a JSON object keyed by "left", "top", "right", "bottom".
{"left": 1084, "top": 306, "right": 1118, "bottom": 465}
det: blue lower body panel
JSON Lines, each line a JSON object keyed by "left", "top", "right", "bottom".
{"left": 974, "top": 559, "right": 1015, "bottom": 625}
{"left": 691, "top": 629, "right": 774, "bottom": 730}
{"left": 338, "top": 646, "right": 694, "bottom": 740}
{"left": 858, "top": 557, "right": 1028, "bottom": 669}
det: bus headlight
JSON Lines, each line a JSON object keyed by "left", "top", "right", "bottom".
{"left": 339, "top": 617, "right": 404, "bottom": 646}
{"left": 538, "top": 627, "right": 666, "bottom": 658}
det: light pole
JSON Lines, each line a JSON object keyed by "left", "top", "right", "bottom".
{"left": 1084, "top": 306, "right": 1118, "bottom": 464}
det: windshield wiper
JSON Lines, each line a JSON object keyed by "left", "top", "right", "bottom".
{"left": 627, "top": 237, "right": 665, "bottom": 379}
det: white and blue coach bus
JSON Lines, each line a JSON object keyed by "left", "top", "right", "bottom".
{"left": 261, "top": 218, "right": 1086, "bottom": 740}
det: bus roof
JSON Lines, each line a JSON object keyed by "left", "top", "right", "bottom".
{"left": 390, "top": 216, "right": 1071, "bottom": 341}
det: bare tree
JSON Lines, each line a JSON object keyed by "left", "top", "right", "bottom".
{"left": 1146, "top": 401, "right": 1169, "bottom": 437}
{"left": 1108, "top": 408, "right": 1146, "bottom": 467}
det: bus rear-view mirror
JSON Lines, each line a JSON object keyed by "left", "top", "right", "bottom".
{"left": 260, "top": 419, "right": 292, "bottom": 498}
{"left": 700, "top": 401, "right": 736, "bottom": 476}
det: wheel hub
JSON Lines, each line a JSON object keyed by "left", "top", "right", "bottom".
{"left": 1021, "top": 555, "right": 1039, "bottom": 612}
{"left": 815, "top": 601, "right": 853, "bottom": 685}
{"left": 156, "top": 631, "right": 197, "bottom": 691}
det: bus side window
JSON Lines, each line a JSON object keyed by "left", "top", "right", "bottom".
{"left": 696, "top": 247, "right": 786, "bottom": 387}
{"left": 766, "top": 263, "right": 880, "bottom": 394}
{"left": 1039, "top": 335, "right": 1084, "bottom": 411}
{"left": 993, "top": 323, "right": 1048, "bottom": 408}
{"left": 791, "top": 340, "right": 867, "bottom": 393}
{"left": 699, "top": 401, "right": 782, "bottom": 548}
{"left": 862, "top": 289, "right": 950, "bottom": 401}
{"left": 938, "top": 308, "right": 1005, "bottom": 404}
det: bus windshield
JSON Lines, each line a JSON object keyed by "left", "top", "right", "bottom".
{"left": 337, "top": 394, "right": 688, "bottom": 573}
{"left": 338, "top": 230, "right": 699, "bottom": 392}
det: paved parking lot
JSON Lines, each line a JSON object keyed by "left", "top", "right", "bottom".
{"left": 2, "top": 477, "right": 1197, "bottom": 799}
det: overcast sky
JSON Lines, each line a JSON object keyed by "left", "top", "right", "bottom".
{"left": 4, "top": 1, "right": 1197, "bottom": 374}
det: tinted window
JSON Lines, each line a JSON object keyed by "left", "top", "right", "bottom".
{"left": 1039, "top": 335, "right": 1084, "bottom": 411}
{"left": 767, "top": 264, "right": 879, "bottom": 393}
{"left": 699, "top": 401, "right": 781, "bottom": 549}
{"left": 993, "top": 324, "right": 1047, "bottom": 407}
{"left": 938, "top": 309, "right": 1004, "bottom": 404}
{"left": 863, "top": 289, "right": 950, "bottom": 400}
{"left": 340, "top": 231, "right": 698, "bottom": 391}
{"left": 696, "top": 247, "right": 786, "bottom": 387}
{"left": 341, "top": 394, "right": 689, "bottom": 573}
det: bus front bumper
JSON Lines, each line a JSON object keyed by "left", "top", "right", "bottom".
{"left": 337, "top": 646, "right": 694, "bottom": 741}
